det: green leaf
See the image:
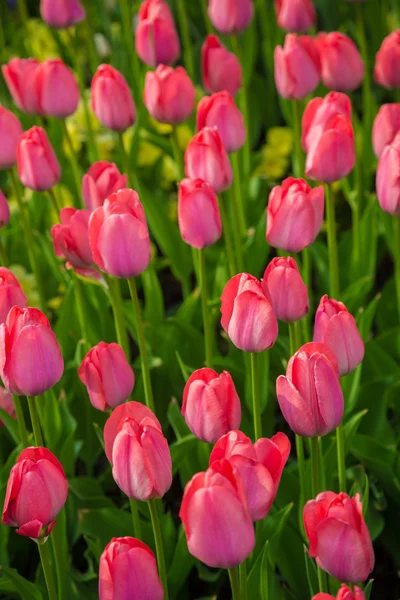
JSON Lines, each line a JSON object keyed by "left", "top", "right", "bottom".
{"left": 260, "top": 541, "right": 270, "bottom": 600}
{"left": 364, "top": 579, "right": 374, "bottom": 600}
{"left": 0, "top": 408, "right": 19, "bottom": 444}
{"left": 303, "top": 544, "right": 317, "bottom": 598}
{"left": 142, "top": 265, "right": 164, "bottom": 324}
{"left": 0, "top": 566, "right": 44, "bottom": 600}
{"left": 170, "top": 435, "right": 199, "bottom": 476}
{"left": 69, "top": 478, "right": 113, "bottom": 509}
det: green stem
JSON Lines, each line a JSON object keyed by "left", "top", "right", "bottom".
{"left": 231, "top": 36, "right": 251, "bottom": 180}
{"left": 239, "top": 560, "right": 248, "bottom": 600}
{"left": 50, "top": 514, "right": 67, "bottom": 600}
{"left": 61, "top": 120, "right": 82, "bottom": 207}
{"left": 13, "top": 395, "right": 29, "bottom": 447}
{"left": 292, "top": 99, "right": 304, "bottom": 178}
{"left": 73, "top": 274, "right": 90, "bottom": 351}
{"left": 171, "top": 128, "right": 185, "bottom": 180}
{"left": 201, "top": 0, "right": 213, "bottom": 33}
{"left": 228, "top": 186, "right": 244, "bottom": 272}
{"left": 148, "top": 499, "right": 169, "bottom": 600}
{"left": 325, "top": 183, "right": 340, "bottom": 298}
{"left": 301, "top": 247, "right": 311, "bottom": 342}
{"left": 250, "top": 352, "right": 262, "bottom": 440}
{"left": 38, "top": 541, "right": 58, "bottom": 600}
{"left": 310, "top": 436, "right": 320, "bottom": 498}
{"left": 0, "top": 237, "right": 7, "bottom": 266}
{"left": 317, "top": 567, "right": 328, "bottom": 594}
{"left": 394, "top": 218, "right": 400, "bottom": 325}
{"left": 118, "top": 132, "right": 133, "bottom": 188}
{"left": 218, "top": 194, "right": 237, "bottom": 277}
{"left": 105, "top": 275, "right": 131, "bottom": 362}
{"left": 48, "top": 188, "right": 61, "bottom": 221}
{"left": 127, "top": 277, "right": 155, "bottom": 414}
{"left": 27, "top": 396, "right": 44, "bottom": 446}
{"left": 231, "top": 151, "right": 247, "bottom": 235}
{"left": 129, "top": 498, "right": 142, "bottom": 540}
{"left": 336, "top": 422, "right": 347, "bottom": 492}
{"left": 198, "top": 249, "right": 213, "bottom": 368}
{"left": 176, "top": 0, "right": 195, "bottom": 80}
{"left": 18, "top": 0, "right": 33, "bottom": 55}
{"left": 228, "top": 566, "right": 241, "bottom": 600}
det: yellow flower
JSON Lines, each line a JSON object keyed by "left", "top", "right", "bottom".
{"left": 138, "top": 141, "right": 163, "bottom": 168}
{"left": 266, "top": 127, "right": 293, "bottom": 157}
{"left": 254, "top": 147, "right": 289, "bottom": 180}
{"left": 26, "top": 20, "right": 58, "bottom": 60}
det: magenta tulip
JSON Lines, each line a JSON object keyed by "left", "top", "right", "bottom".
{"left": 274, "top": 34, "right": 321, "bottom": 100}
{"left": 82, "top": 161, "right": 127, "bottom": 211}
{"left": 178, "top": 178, "right": 222, "bottom": 249}
{"left": 17, "top": 126, "right": 61, "bottom": 191}
{"left": 196, "top": 91, "right": 246, "bottom": 153}
{"left": 262, "top": 257, "right": 309, "bottom": 322}
{"left": 0, "top": 105, "right": 23, "bottom": 169}
{"left": 202, "top": 35, "right": 242, "bottom": 97}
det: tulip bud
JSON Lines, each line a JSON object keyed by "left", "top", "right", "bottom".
{"left": 274, "top": 0, "right": 316, "bottom": 32}
{"left": 276, "top": 342, "right": 344, "bottom": 437}
{"left": 208, "top": 0, "right": 254, "bottom": 35}
{"left": 36, "top": 59, "right": 80, "bottom": 118}
{"left": 210, "top": 431, "right": 290, "bottom": 521}
{"left": 313, "top": 585, "right": 366, "bottom": 600}
{"left": 144, "top": 65, "right": 195, "bottom": 125}
{"left": 317, "top": 32, "right": 364, "bottom": 92}
{"left": 2, "top": 447, "right": 68, "bottom": 539}
{"left": 376, "top": 131, "right": 400, "bottom": 216}
{"left": 196, "top": 92, "right": 246, "bottom": 153}
{"left": 274, "top": 34, "right": 320, "bottom": 100}
{"left": 304, "top": 491, "right": 374, "bottom": 583}
{"left": 0, "top": 306, "right": 64, "bottom": 396}
{"left": 178, "top": 178, "right": 222, "bottom": 249}
{"left": 99, "top": 537, "right": 164, "bottom": 600}
{"left": 179, "top": 459, "right": 255, "bottom": 568}
{"left": 88, "top": 188, "right": 151, "bottom": 278}
{"left": 0, "top": 387, "right": 15, "bottom": 427}
{"left": 91, "top": 65, "right": 136, "bottom": 131}
{"left": 0, "top": 191, "right": 10, "bottom": 228}
{"left": 302, "top": 91, "right": 352, "bottom": 150}
{"left": 51, "top": 208, "right": 93, "bottom": 270}
{"left": 82, "top": 161, "right": 127, "bottom": 211}
{"left": 40, "top": 0, "right": 85, "bottom": 28}
{"left": 262, "top": 257, "right": 309, "bottom": 322}
{"left": 0, "top": 105, "right": 23, "bottom": 169}
{"left": 104, "top": 402, "right": 172, "bottom": 501}
{"left": 79, "top": 342, "right": 134, "bottom": 411}
{"left": 221, "top": 273, "right": 278, "bottom": 352}
{"left": 182, "top": 368, "right": 241, "bottom": 443}
{"left": 17, "top": 126, "right": 61, "bottom": 192}
{"left": 373, "top": 104, "right": 400, "bottom": 158}
{"left": 0, "top": 268, "right": 27, "bottom": 326}
{"left": 185, "top": 127, "right": 233, "bottom": 193}
{"left": 135, "top": 0, "right": 180, "bottom": 68}
{"left": 266, "top": 177, "right": 324, "bottom": 252}
{"left": 202, "top": 35, "right": 242, "bottom": 97}
{"left": 314, "top": 295, "right": 364, "bottom": 376}
{"left": 2, "top": 58, "right": 40, "bottom": 114}
{"left": 374, "top": 31, "right": 400, "bottom": 89}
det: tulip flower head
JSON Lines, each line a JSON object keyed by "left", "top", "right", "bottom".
{"left": 135, "top": 0, "right": 180, "bottom": 68}
{"left": 178, "top": 178, "right": 222, "bottom": 249}
{"left": 274, "top": 0, "right": 316, "bottom": 32}
{"left": 0, "top": 191, "right": 10, "bottom": 228}
{"left": 17, "top": 126, "right": 61, "bottom": 192}
{"left": 313, "top": 584, "right": 366, "bottom": 600}
{"left": 0, "top": 268, "right": 27, "bottom": 326}
{"left": 2, "top": 58, "right": 41, "bottom": 114}
{"left": 274, "top": 34, "right": 321, "bottom": 100}
{"left": 372, "top": 104, "right": 400, "bottom": 158}
{"left": 0, "top": 387, "right": 15, "bottom": 427}
{"left": 202, "top": 35, "right": 242, "bottom": 97}
{"left": 196, "top": 91, "right": 246, "bottom": 153}
{"left": 208, "top": 0, "right": 254, "bottom": 35}
{"left": 263, "top": 257, "right": 309, "bottom": 322}
{"left": 51, "top": 208, "right": 93, "bottom": 270}
{"left": 91, "top": 65, "right": 136, "bottom": 131}
{"left": 374, "top": 31, "right": 400, "bottom": 89}
{"left": 144, "top": 65, "right": 195, "bottom": 125}
{"left": 0, "top": 105, "right": 23, "bottom": 169}
{"left": 40, "top": 0, "right": 86, "bottom": 28}
{"left": 317, "top": 32, "right": 364, "bottom": 92}
{"left": 36, "top": 59, "right": 80, "bottom": 118}
{"left": 82, "top": 161, "right": 127, "bottom": 211}
{"left": 376, "top": 130, "right": 400, "bottom": 216}
{"left": 184, "top": 127, "right": 233, "bottom": 193}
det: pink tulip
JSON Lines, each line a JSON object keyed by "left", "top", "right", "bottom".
{"left": 208, "top": 0, "right": 254, "bottom": 34}
{"left": 196, "top": 92, "right": 246, "bottom": 153}
{"left": 144, "top": 65, "right": 195, "bottom": 124}
{"left": 262, "top": 257, "right": 309, "bottom": 322}
{"left": 2, "top": 447, "right": 68, "bottom": 539}
{"left": 317, "top": 32, "right": 364, "bottom": 92}
{"left": 178, "top": 178, "right": 222, "bottom": 249}
{"left": 202, "top": 35, "right": 242, "bottom": 97}
{"left": 210, "top": 431, "right": 290, "bottom": 521}
{"left": 17, "top": 126, "right": 61, "bottom": 191}
{"left": 82, "top": 162, "right": 127, "bottom": 211}
{"left": 104, "top": 402, "right": 172, "bottom": 501}
{"left": 314, "top": 295, "right": 364, "bottom": 376}
{"left": 373, "top": 104, "right": 400, "bottom": 158}
{"left": 274, "top": 34, "right": 320, "bottom": 100}
{"left": 99, "top": 537, "right": 163, "bottom": 600}
{"left": 313, "top": 584, "right": 366, "bottom": 600}
{"left": 40, "top": 0, "right": 85, "bottom": 28}
{"left": 79, "top": 342, "right": 134, "bottom": 411}
{"left": 0, "top": 268, "right": 27, "bottom": 326}
{"left": 185, "top": 127, "right": 233, "bottom": 193}
{"left": 276, "top": 342, "right": 344, "bottom": 437}
{"left": 91, "top": 65, "right": 136, "bottom": 131}
{"left": 275, "top": 0, "right": 316, "bottom": 32}
{"left": 0, "top": 191, "right": 10, "bottom": 228}
{"left": 182, "top": 368, "right": 241, "bottom": 443}
{"left": 0, "top": 105, "right": 23, "bottom": 169}
{"left": 374, "top": 31, "right": 400, "bottom": 89}
{"left": 51, "top": 208, "right": 93, "bottom": 270}
{"left": 376, "top": 131, "right": 400, "bottom": 215}
{"left": 135, "top": 0, "right": 180, "bottom": 68}
{"left": 2, "top": 58, "right": 40, "bottom": 114}
{"left": 179, "top": 459, "right": 255, "bottom": 568}
{"left": 36, "top": 59, "right": 80, "bottom": 118}
{"left": 302, "top": 91, "right": 352, "bottom": 150}
{"left": 304, "top": 491, "right": 374, "bottom": 582}
{"left": 0, "top": 306, "right": 64, "bottom": 396}
{"left": 221, "top": 273, "right": 278, "bottom": 352}
{"left": 88, "top": 188, "right": 150, "bottom": 279}
{"left": 0, "top": 387, "right": 15, "bottom": 427}
{"left": 266, "top": 177, "right": 324, "bottom": 252}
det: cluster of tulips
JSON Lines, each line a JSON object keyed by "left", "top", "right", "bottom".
{"left": 0, "top": 0, "right": 399, "bottom": 598}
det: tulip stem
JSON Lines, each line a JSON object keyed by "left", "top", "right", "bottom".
{"left": 9, "top": 169, "right": 46, "bottom": 311}
{"left": 310, "top": 436, "right": 320, "bottom": 498}
{"left": 117, "top": 132, "right": 133, "bottom": 188}
{"left": 61, "top": 120, "right": 82, "bottom": 207}
{"left": 148, "top": 499, "right": 169, "bottom": 600}
{"left": 176, "top": 0, "right": 195, "bottom": 81}
{"left": 12, "top": 395, "right": 29, "bottom": 447}
{"left": 128, "top": 277, "right": 155, "bottom": 414}
{"left": 227, "top": 187, "right": 245, "bottom": 272}
{"left": 129, "top": 498, "right": 142, "bottom": 540}
{"left": 38, "top": 541, "right": 58, "bottom": 600}
{"left": 201, "top": 0, "right": 213, "bottom": 34}
{"left": 231, "top": 151, "right": 247, "bottom": 235}
{"left": 105, "top": 275, "right": 131, "bottom": 363}
{"left": 230, "top": 35, "right": 251, "bottom": 181}
{"left": 47, "top": 188, "right": 61, "bottom": 222}
{"left": 218, "top": 194, "right": 237, "bottom": 277}
{"left": 198, "top": 249, "right": 213, "bottom": 368}
{"left": 73, "top": 273, "right": 90, "bottom": 351}
{"left": 27, "top": 396, "right": 44, "bottom": 446}
{"left": 250, "top": 352, "right": 262, "bottom": 440}
{"left": 301, "top": 247, "right": 311, "bottom": 342}
{"left": 394, "top": 218, "right": 400, "bottom": 326}
{"left": 292, "top": 100, "right": 304, "bottom": 178}
{"left": 325, "top": 183, "right": 340, "bottom": 298}
{"left": 336, "top": 422, "right": 347, "bottom": 493}
{"left": 239, "top": 560, "right": 248, "bottom": 600}
{"left": 0, "top": 237, "right": 8, "bottom": 267}
{"left": 228, "top": 566, "right": 241, "bottom": 600}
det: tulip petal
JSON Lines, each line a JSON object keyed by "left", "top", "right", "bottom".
{"left": 276, "top": 375, "right": 317, "bottom": 436}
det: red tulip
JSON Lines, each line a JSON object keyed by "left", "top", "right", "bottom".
{"left": 182, "top": 368, "right": 241, "bottom": 443}
{"left": 376, "top": 131, "right": 400, "bottom": 216}
{"left": 0, "top": 191, "right": 10, "bottom": 228}
{"left": 266, "top": 177, "right": 324, "bottom": 252}
{"left": 36, "top": 59, "right": 80, "bottom": 118}
{"left": 210, "top": 431, "right": 290, "bottom": 521}
{"left": 0, "top": 306, "right": 64, "bottom": 396}
{"left": 17, "top": 126, "right": 61, "bottom": 191}
{"left": 221, "top": 273, "right": 278, "bottom": 352}
{"left": 179, "top": 459, "right": 255, "bottom": 568}
{"left": 0, "top": 268, "right": 27, "bottom": 326}
{"left": 274, "top": 0, "right": 316, "bottom": 32}
{"left": 51, "top": 208, "right": 93, "bottom": 270}
{"left": 88, "top": 188, "right": 150, "bottom": 279}
{"left": 91, "top": 65, "right": 136, "bottom": 131}
{"left": 304, "top": 492, "right": 374, "bottom": 582}
{"left": 184, "top": 127, "right": 233, "bottom": 193}
{"left": 208, "top": 0, "right": 254, "bottom": 34}
{"left": 374, "top": 31, "right": 400, "bottom": 89}
{"left": 144, "top": 65, "right": 195, "bottom": 124}
{"left": 2, "top": 58, "right": 40, "bottom": 114}
{"left": 314, "top": 295, "right": 364, "bottom": 376}
{"left": 40, "top": 0, "right": 85, "bottom": 28}
{"left": 274, "top": 34, "right": 320, "bottom": 100}
{"left": 104, "top": 402, "right": 172, "bottom": 501}
{"left": 178, "top": 178, "right": 222, "bottom": 249}
{"left": 0, "top": 105, "right": 23, "bottom": 169}
{"left": 79, "top": 342, "right": 134, "bottom": 411}
{"left": 317, "top": 32, "right": 364, "bottom": 92}
{"left": 135, "top": 0, "right": 180, "bottom": 68}
{"left": 262, "top": 257, "right": 309, "bottom": 322}
{"left": 2, "top": 447, "right": 68, "bottom": 539}
{"left": 313, "top": 584, "right": 366, "bottom": 600}
{"left": 82, "top": 161, "right": 127, "bottom": 211}
{"left": 276, "top": 342, "right": 344, "bottom": 437}
{"left": 99, "top": 537, "right": 163, "bottom": 600}
{"left": 373, "top": 104, "right": 400, "bottom": 158}
{"left": 196, "top": 91, "right": 246, "bottom": 153}
{"left": 0, "top": 387, "right": 15, "bottom": 427}
{"left": 202, "top": 35, "right": 242, "bottom": 97}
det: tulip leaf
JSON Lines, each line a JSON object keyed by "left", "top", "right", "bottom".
{"left": 303, "top": 544, "right": 317, "bottom": 598}
{"left": 260, "top": 540, "right": 270, "bottom": 600}
{"left": 0, "top": 408, "right": 19, "bottom": 444}
{"left": 170, "top": 434, "right": 200, "bottom": 476}
{"left": 364, "top": 579, "right": 374, "bottom": 600}
{"left": 0, "top": 566, "right": 44, "bottom": 600}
